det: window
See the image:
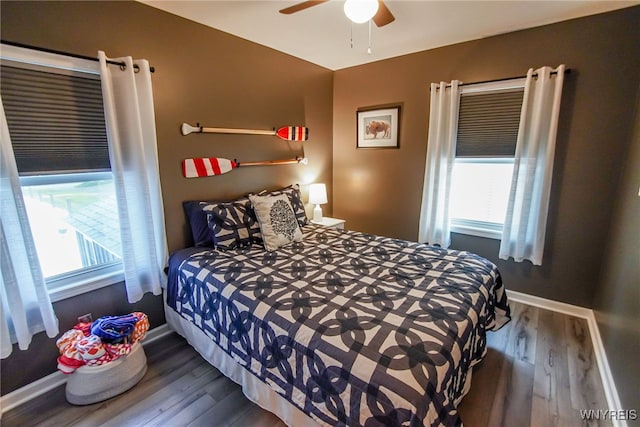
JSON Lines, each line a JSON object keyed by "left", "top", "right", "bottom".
{"left": 1, "top": 45, "right": 122, "bottom": 301}
{"left": 450, "top": 158, "right": 514, "bottom": 237}
{"left": 449, "top": 79, "right": 525, "bottom": 239}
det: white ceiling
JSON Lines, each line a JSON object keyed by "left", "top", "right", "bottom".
{"left": 140, "top": 1, "right": 638, "bottom": 70}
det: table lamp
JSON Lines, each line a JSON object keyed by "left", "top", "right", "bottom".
{"left": 309, "top": 183, "right": 328, "bottom": 222}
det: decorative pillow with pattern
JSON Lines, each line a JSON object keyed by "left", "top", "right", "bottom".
{"left": 249, "top": 194, "right": 303, "bottom": 251}
{"left": 206, "top": 198, "right": 263, "bottom": 250}
{"left": 250, "top": 184, "right": 308, "bottom": 227}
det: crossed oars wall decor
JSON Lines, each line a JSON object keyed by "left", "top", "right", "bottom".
{"left": 180, "top": 122, "right": 309, "bottom": 178}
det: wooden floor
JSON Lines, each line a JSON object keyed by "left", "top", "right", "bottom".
{"left": 457, "top": 302, "right": 610, "bottom": 427}
{"left": 2, "top": 301, "right": 610, "bottom": 427}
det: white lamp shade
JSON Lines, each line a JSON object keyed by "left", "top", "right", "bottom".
{"left": 344, "top": 0, "right": 379, "bottom": 24}
{"left": 309, "top": 183, "right": 328, "bottom": 205}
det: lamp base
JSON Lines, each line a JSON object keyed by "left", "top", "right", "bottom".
{"left": 313, "top": 205, "right": 323, "bottom": 222}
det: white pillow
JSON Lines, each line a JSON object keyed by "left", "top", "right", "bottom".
{"left": 249, "top": 194, "right": 303, "bottom": 251}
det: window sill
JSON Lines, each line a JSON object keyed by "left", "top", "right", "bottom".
{"left": 451, "top": 222, "right": 502, "bottom": 240}
{"left": 48, "top": 268, "right": 124, "bottom": 303}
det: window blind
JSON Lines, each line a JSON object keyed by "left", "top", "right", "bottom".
{"left": 0, "top": 64, "right": 110, "bottom": 175}
{"left": 456, "top": 89, "right": 524, "bottom": 158}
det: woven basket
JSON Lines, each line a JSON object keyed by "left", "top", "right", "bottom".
{"left": 65, "top": 341, "right": 147, "bottom": 405}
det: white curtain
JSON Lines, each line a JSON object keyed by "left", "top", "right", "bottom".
{"left": 418, "top": 81, "right": 461, "bottom": 247}
{"left": 0, "top": 98, "right": 59, "bottom": 358}
{"left": 500, "top": 65, "right": 566, "bottom": 265}
{"left": 98, "top": 51, "right": 168, "bottom": 303}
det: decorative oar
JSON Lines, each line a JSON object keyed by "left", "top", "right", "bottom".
{"left": 181, "top": 123, "right": 309, "bottom": 141}
{"left": 182, "top": 156, "right": 308, "bottom": 178}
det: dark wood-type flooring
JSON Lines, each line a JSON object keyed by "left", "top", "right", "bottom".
{"left": 2, "top": 301, "right": 610, "bottom": 426}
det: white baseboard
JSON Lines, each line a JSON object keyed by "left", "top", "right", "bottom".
{"left": 141, "top": 323, "right": 172, "bottom": 346}
{"left": 0, "top": 370, "right": 66, "bottom": 417}
{"left": 506, "top": 289, "right": 593, "bottom": 319}
{"left": 506, "top": 290, "right": 625, "bottom": 427}
{"left": 0, "top": 323, "right": 172, "bottom": 415}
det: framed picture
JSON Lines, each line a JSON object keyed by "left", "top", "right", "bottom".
{"left": 356, "top": 105, "right": 401, "bottom": 149}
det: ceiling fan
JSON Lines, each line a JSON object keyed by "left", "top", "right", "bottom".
{"left": 279, "top": 0, "right": 395, "bottom": 27}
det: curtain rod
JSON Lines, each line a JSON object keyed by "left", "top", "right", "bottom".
{"left": 0, "top": 40, "right": 155, "bottom": 73}
{"left": 433, "top": 68, "right": 571, "bottom": 90}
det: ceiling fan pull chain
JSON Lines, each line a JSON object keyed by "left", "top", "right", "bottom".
{"left": 350, "top": 22, "right": 354, "bottom": 49}
{"left": 368, "top": 19, "right": 372, "bottom": 55}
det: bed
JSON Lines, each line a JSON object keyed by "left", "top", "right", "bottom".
{"left": 165, "top": 219, "right": 510, "bottom": 427}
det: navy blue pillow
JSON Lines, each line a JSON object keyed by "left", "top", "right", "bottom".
{"left": 183, "top": 200, "right": 224, "bottom": 247}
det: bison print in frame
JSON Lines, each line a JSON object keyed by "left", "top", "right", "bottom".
{"left": 356, "top": 105, "right": 400, "bottom": 149}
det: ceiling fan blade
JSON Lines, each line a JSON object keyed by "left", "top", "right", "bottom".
{"left": 279, "top": 0, "right": 329, "bottom": 15}
{"left": 373, "top": 0, "right": 395, "bottom": 27}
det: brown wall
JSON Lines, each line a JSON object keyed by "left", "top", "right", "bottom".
{"left": 333, "top": 7, "right": 640, "bottom": 308}
{"left": 0, "top": 0, "right": 333, "bottom": 394}
{"left": 592, "top": 90, "right": 640, "bottom": 412}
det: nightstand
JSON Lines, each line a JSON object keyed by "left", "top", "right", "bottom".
{"left": 311, "top": 217, "right": 345, "bottom": 229}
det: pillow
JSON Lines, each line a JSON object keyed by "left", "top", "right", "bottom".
{"left": 183, "top": 200, "right": 221, "bottom": 247}
{"left": 251, "top": 184, "right": 308, "bottom": 227}
{"left": 206, "top": 197, "right": 263, "bottom": 250}
{"left": 249, "top": 194, "right": 303, "bottom": 251}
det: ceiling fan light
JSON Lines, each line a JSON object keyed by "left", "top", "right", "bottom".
{"left": 344, "top": 0, "right": 379, "bottom": 24}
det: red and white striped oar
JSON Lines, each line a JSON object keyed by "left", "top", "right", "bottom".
{"left": 182, "top": 156, "right": 308, "bottom": 178}
{"left": 181, "top": 123, "right": 309, "bottom": 141}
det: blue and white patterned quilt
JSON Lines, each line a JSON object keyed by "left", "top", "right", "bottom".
{"left": 167, "top": 225, "right": 510, "bottom": 426}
